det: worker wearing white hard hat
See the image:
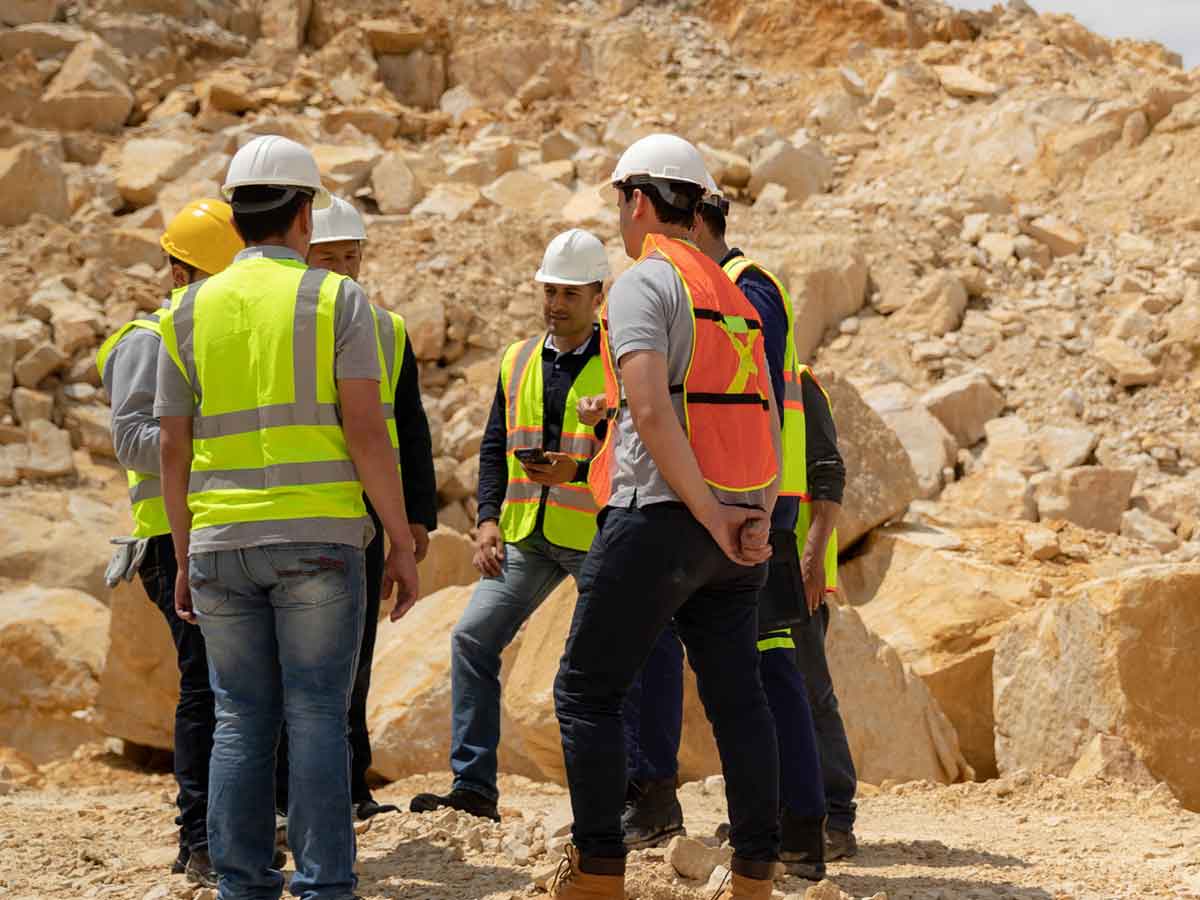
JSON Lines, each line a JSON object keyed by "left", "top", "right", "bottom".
{"left": 549, "top": 133, "right": 783, "bottom": 900}
{"left": 409, "top": 228, "right": 609, "bottom": 823}
{"left": 155, "top": 136, "right": 421, "bottom": 892}
{"left": 269, "top": 195, "right": 439, "bottom": 825}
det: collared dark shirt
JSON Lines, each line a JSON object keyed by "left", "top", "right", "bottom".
{"left": 393, "top": 341, "right": 439, "bottom": 531}
{"left": 476, "top": 325, "right": 602, "bottom": 528}
{"left": 722, "top": 248, "right": 846, "bottom": 531}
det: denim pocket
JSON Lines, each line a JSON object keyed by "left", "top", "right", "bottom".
{"left": 267, "top": 544, "right": 360, "bottom": 609}
{"left": 189, "top": 553, "right": 226, "bottom": 615}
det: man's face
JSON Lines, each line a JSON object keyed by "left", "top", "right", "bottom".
{"left": 542, "top": 282, "right": 601, "bottom": 338}
{"left": 307, "top": 239, "right": 362, "bottom": 280}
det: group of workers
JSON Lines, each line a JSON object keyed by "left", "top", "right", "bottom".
{"left": 97, "top": 129, "right": 856, "bottom": 900}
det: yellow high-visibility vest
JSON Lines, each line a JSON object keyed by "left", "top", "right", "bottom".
{"left": 372, "top": 306, "right": 407, "bottom": 470}
{"left": 96, "top": 308, "right": 172, "bottom": 539}
{"left": 158, "top": 256, "right": 369, "bottom": 535}
{"left": 722, "top": 256, "right": 838, "bottom": 590}
{"left": 497, "top": 336, "right": 604, "bottom": 552}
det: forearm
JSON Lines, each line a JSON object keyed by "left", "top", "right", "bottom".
{"left": 159, "top": 417, "right": 193, "bottom": 565}
{"left": 346, "top": 419, "right": 414, "bottom": 549}
{"left": 765, "top": 386, "right": 782, "bottom": 515}
{"left": 804, "top": 500, "right": 839, "bottom": 558}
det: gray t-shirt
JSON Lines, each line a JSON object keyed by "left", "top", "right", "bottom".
{"left": 605, "top": 252, "right": 768, "bottom": 510}
{"left": 103, "top": 327, "right": 162, "bottom": 476}
{"left": 154, "top": 245, "right": 382, "bottom": 552}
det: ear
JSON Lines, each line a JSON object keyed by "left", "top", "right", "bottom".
{"left": 170, "top": 263, "right": 191, "bottom": 288}
{"left": 298, "top": 198, "right": 314, "bottom": 238}
{"left": 633, "top": 188, "right": 651, "bottom": 221}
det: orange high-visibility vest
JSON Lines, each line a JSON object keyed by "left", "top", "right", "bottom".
{"left": 588, "top": 234, "right": 778, "bottom": 507}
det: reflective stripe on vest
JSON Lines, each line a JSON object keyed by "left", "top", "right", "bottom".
{"left": 96, "top": 310, "right": 171, "bottom": 539}
{"left": 757, "top": 628, "right": 795, "bottom": 652}
{"left": 722, "top": 255, "right": 838, "bottom": 590}
{"left": 372, "top": 306, "right": 407, "bottom": 468}
{"left": 498, "top": 335, "right": 603, "bottom": 553}
{"left": 588, "top": 235, "right": 778, "bottom": 507}
{"left": 158, "top": 258, "right": 367, "bottom": 534}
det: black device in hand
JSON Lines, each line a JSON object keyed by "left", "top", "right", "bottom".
{"left": 514, "top": 448, "right": 551, "bottom": 466}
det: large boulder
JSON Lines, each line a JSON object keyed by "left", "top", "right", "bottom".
{"left": 921, "top": 371, "right": 1005, "bottom": 448}
{"left": 0, "top": 586, "right": 109, "bottom": 763}
{"left": 116, "top": 138, "right": 202, "bottom": 209}
{"left": 823, "top": 374, "right": 919, "bottom": 548}
{"left": 840, "top": 524, "right": 1041, "bottom": 777}
{"left": 35, "top": 37, "right": 133, "bottom": 133}
{"left": 502, "top": 579, "right": 971, "bottom": 786}
{"left": 747, "top": 139, "right": 833, "bottom": 202}
{"left": 777, "top": 237, "right": 868, "bottom": 362}
{"left": 0, "top": 491, "right": 118, "bottom": 598}
{"left": 0, "top": 141, "right": 69, "bottom": 226}
{"left": 863, "top": 382, "right": 957, "bottom": 499}
{"left": 993, "top": 565, "right": 1200, "bottom": 809}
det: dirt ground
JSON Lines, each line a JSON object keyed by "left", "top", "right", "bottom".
{"left": 1, "top": 744, "right": 1198, "bottom": 900}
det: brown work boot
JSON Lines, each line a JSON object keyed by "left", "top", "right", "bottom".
{"left": 709, "top": 859, "right": 775, "bottom": 900}
{"left": 550, "top": 843, "right": 625, "bottom": 899}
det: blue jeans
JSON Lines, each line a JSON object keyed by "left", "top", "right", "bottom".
{"left": 450, "top": 532, "right": 586, "bottom": 800}
{"left": 191, "top": 543, "right": 365, "bottom": 900}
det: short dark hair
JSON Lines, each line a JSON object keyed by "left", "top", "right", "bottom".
{"left": 698, "top": 202, "right": 727, "bottom": 240}
{"left": 619, "top": 180, "right": 702, "bottom": 228}
{"left": 231, "top": 186, "right": 313, "bottom": 243}
{"left": 167, "top": 255, "right": 197, "bottom": 278}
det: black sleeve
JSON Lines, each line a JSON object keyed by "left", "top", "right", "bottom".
{"left": 476, "top": 376, "right": 509, "bottom": 525}
{"left": 572, "top": 420, "right": 607, "bottom": 483}
{"left": 802, "top": 373, "right": 846, "bottom": 505}
{"left": 393, "top": 342, "right": 439, "bottom": 531}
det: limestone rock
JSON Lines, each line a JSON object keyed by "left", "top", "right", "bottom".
{"left": 36, "top": 38, "right": 133, "bottom": 133}
{"left": 64, "top": 405, "right": 113, "bottom": 458}
{"left": 933, "top": 65, "right": 999, "bottom": 99}
{"left": 993, "top": 565, "right": 1200, "bottom": 809}
{"left": 1038, "top": 120, "right": 1123, "bottom": 181}
{"left": 841, "top": 523, "right": 1037, "bottom": 776}
{"left": 415, "top": 529, "right": 477, "bottom": 603}
{"left": 14, "top": 342, "right": 66, "bottom": 389}
{"left": 0, "top": 585, "right": 108, "bottom": 763}
{"left": 19, "top": 420, "right": 73, "bottom": 479}
{"left": 0, "top": 331, "right": 13, "bottom": 409}
{"left": 895, "top": 272, "right": 968, "bottom": 338}
{"left": 980, "top": 416, "right": 1042, "bottom": 476}
{"left": 403, "top": 298, "right": 446, "bottom": 361}
{"left": 361, "top": 19, "right": 426, "bottom": 55}
{"left": 921, "top": 372, "right": 1004, "bottom": 448}
{"left": 371, "top": 152, "right": 424, "bottom": 214}
{"left": 1034, "top": 466, "right": 1135, "bottom": 534}
{"left": 481, "top": 170, "right": 572, "bottom": 219}
{"left": 0, "top": 141, "right": 69, "bottom": 227}
{"left": 379, "top": 50, "right": 445, "bottom": 110}
{"left": 940, "top": 464, "right": 1036, "bottom": 522}
{"left": 1121, "top": 509, "right": 1180, "bottom": 553}
{"left": 412, "top": 183, "right": 480, "bottom": 222}
{"left": 313, "top": 144, "right": 384, "bottom": 195}
{"left": 258, "top": 0, "right": 311, "bottom": 50}
{"left": 323, "top": 108, "right": 398, "bottom": 144}
{"left": 1022, "top": 525, "right": 1060, "bottom": 560}
{"left": 1091, "top": 337, "right": 1159, "bottom": 387}
{"left": 1036, "top": 425, "right": 1098, "bottom": 471}
{"left": 1068, "top": 733, "right": 1158, "bottom": 788}
{"left": 540, "top": 129, "right": 583, "bottom": 164}
{"left": 0, "top": 492, "right": 117, "bottom": 597}
{"left": 748, "top": 139, "right": 833, "bottom": 202}
{"left": 665, "top": 835, "right": 730, "bottom": 881}
{"left": 825, "top": 374, "right": 919, "bottom": 547}
{"left": 699, "top": 143, "right": 752, "bottom": 190}
{"left": 864, "top": 382, "right": 957, "bottom": 499}
{"left": 439, "top": 84, "right": 483, "bottom": 124}
{"left": 978, "top": 232, "right": 1015, "bottom": 265}
{"left": 1022, "top": 215, "right": 1085, "bottom": 258}
{"left": 12, "top": 387, "right": 51, "bottom": 425}
{"left": 778, "top": 236, "right": 868, "bottom": 361}
{"left": 201, "top": 72, "right": 257, "bottom": 114}
{"left": 1, "top": 0, "right": 62, "bottom": 26}
{"left": 116, "top": 138, "right": 201, "bottom": 209}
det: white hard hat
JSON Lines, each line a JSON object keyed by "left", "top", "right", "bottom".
{"left": 700, "top": 172, "right": 730, "bottom": 216}
{"left": 311, "top": 195, "right": 366, "bottom": 244}
{"left": 222, "top": 135, "right": 331, "bottom": 212}
{"left": 610, "top": 133, "right": 711, "bottom": 190}
{"left": 535, "top": 228, "right": 611, "bottom": 286}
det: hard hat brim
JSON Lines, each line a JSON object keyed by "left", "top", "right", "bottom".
{"left": 535, "top": 269, "right": 604, "bottom": 286}
{"left": 310, "top": 233, "right": 367, "bottom": 245}
{"left": 221, "top": 180, "right": 332, "bottom": 210}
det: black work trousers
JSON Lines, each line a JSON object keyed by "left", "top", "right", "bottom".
{"left": 554, "top": 503, "right": 780, "bottom": 865}
{"left": 140, "top": 534, "right": 215, "bottom": 853}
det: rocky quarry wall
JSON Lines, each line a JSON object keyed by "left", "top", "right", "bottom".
{"left": 1, "top": 0, "right": 1199, "bottom": 808}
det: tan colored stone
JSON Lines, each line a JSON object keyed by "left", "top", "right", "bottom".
{"left": 51, "top": 299, "right": 104, "bottom": 356}
{"left": 824, "top": 374, "right": 919, "bottom": 547}
{"left": 466, "top": 135, "right": 518, "bottom": 182}
{"left": 0, "top": 585, "right": 108, "bottom": 763}
{"left": 1036, "top": 425, "right": 1098, "bottom": 470}
{"left": 481, "top": 170, "right": 572, "bottom": 218}
{"left": 1034, "top": 466, "right": 1135, "bottom": 534}
{"left": 940, "top": 464, "right": 1036, "bottom": 522}
{"left": 103, "top": 228, "right": 165, "bottom": 269}
{"left": 14, "top": 342, "right": 66, "bottom": 389}
{"left": 980, "top": 416, "right": 1043, "bottom": 476}
{"left": 1068, "top": 733, "right": 1158, "bottom": 788}
{"left": 529, "top": 160, "right": 574, "bottom": 187}
{"left": 1091, "top": 337, "right": 1159, "bottom": 387}
{"left": 994, "top": 565, "right": 1200, "bottom": 809}
{"left": 323, "top": 108, "right": 398, "bottom": 144}
{"left": 379, "top": 50, "right": 445, "bottom": 110}
{"left": 371, "top": 152, "right": 424, "bottom": 215}
{"left": 979, "top": 232, "right": 1015, "bottom": 265}
{"left": 439, "top": 84, "right": 483, "bottom": 124}
{"left": 748, "top": 139, "right": 833, "bottom": 202}
{"left": 36, "top": 38, "right": 132, "bottom": 133}
{"left": 1, "top": 0, "right": 61, "bottom": 26}
{"left": 11, "top": 387, "right": 51, "bottom": 425}
{"left": 0, "top": 142, "right": 68, "bottom": 226}
{"left": 777, "top": 236, "right": 868, "bottom": 361}
{"left": 412, "top": 183, "right": 480, "bottom": 221}
{"left": 1039, "top": 120, "right": 1124, "bottom": 181}
{"left": 665, "top": 835, "right": 730, "bottom": 882}
{"left": 415, "top": 529, "right": 477, "bottom": 601}
{"left": 116, "top": 138, "right": 201, "bottom": 209}
{"left": 1022, "top": 525, "right": 1060, "bottom": 561}
{"left": 313, "top": 144, "right": 384, "bottom": 195}
{"left": 1120, "top": 509, "right": 1180, "bottom": 553}
{"left": 361, "top": 19, "right": 426, "bottom": 55}
{"left": 842, "top": 523, "right": 1039, "bottom": 776}
{"left": 0, "top": 331, "right": 15, "bottom": 409}
{"left": 896, "top": 272, "right": 968, "bottom": 338}
{"left": 699, "top": 143, "right": 752, "bottom": 190}
{"left": 201, "top": 72, "right": 257, "bottom": 114}
{"left": 1022, "top": 215, "right": 1086, "bottom": 257}
{"left": 0, "top": 23, "right": 87, "bottom": 59}
{"left": 933, "top": 65, "right": 999, "bottom": 99}
{"left": 921, "top": 372, "right": 1004, "bottom": 448}
{"left": 258, "top": 0, "right": 311, "bottom": 50}
{"left": 403, "top": 298, "right": 446, "bottom": 361}
{"left": 540, "top": 129, "right": 583, "bottom": 164}
{"left": 864, "top": 382, "right": 957, "bottom": 499}
{"left": 63, "top": 405, "right": 112, "bottom": 459}
{"left": 19, "top": 420, "right": 73, "bottom": 479}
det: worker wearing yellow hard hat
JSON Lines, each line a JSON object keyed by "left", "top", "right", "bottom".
{"left": 95, "top": 197, "right": 244, "bottom": 887}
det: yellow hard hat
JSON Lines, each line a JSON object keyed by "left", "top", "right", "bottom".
{"left": 160, "top": 199, "right": 245, "bottom": 276}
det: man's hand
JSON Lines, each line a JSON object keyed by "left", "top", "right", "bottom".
{"left": 577, "top": 394, "right": 606, "bottom": 427}
{"left": 522, "top": 451, "right": 579, "bottom": 486}
{"left": 800, "top": 541, "right": 827, "bottom": 615}
{"left": 472, "top": 520, "right": 505, "bottom": 577}
{"left": 384, "top": 544, "right": 420, "bottom": 621}
{"left": 702, "top": 504, "right": 772, "bottom": 567}
{"left": 174, "top": 565, "right": 196, "bottom": 624}
{"left": 740, "top": 517, "right": 770, "bottom": 559}
{"left": 412, "top": 524, "right": 430, "bottom": 563}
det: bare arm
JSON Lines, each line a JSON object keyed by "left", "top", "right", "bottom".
{"left": 159, "top": 414, "right": 195, "bottom": 622}
{"left": 801, "top": 500, "right": 840, "bottom": 612}
{"left": 620, "top": 349, "right": 769, "bottom": 566}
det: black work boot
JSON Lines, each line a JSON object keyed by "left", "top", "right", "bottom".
{"left": 409, "top": 787, "right": 500, "bottom": 822}
{"left": 825, "top": 827, "right": 858, "bottom": 860}
{"left": 779, "top": 810, "right": 825, "bottom": 880}
{"left": 184, "top": 847, "right": 219, "bottom": 888}
{"left": 170, "top": 843, "right": 190, "bottom": 875}
{"left": 622, "top": 777, "right": 685, "bottom": 850}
